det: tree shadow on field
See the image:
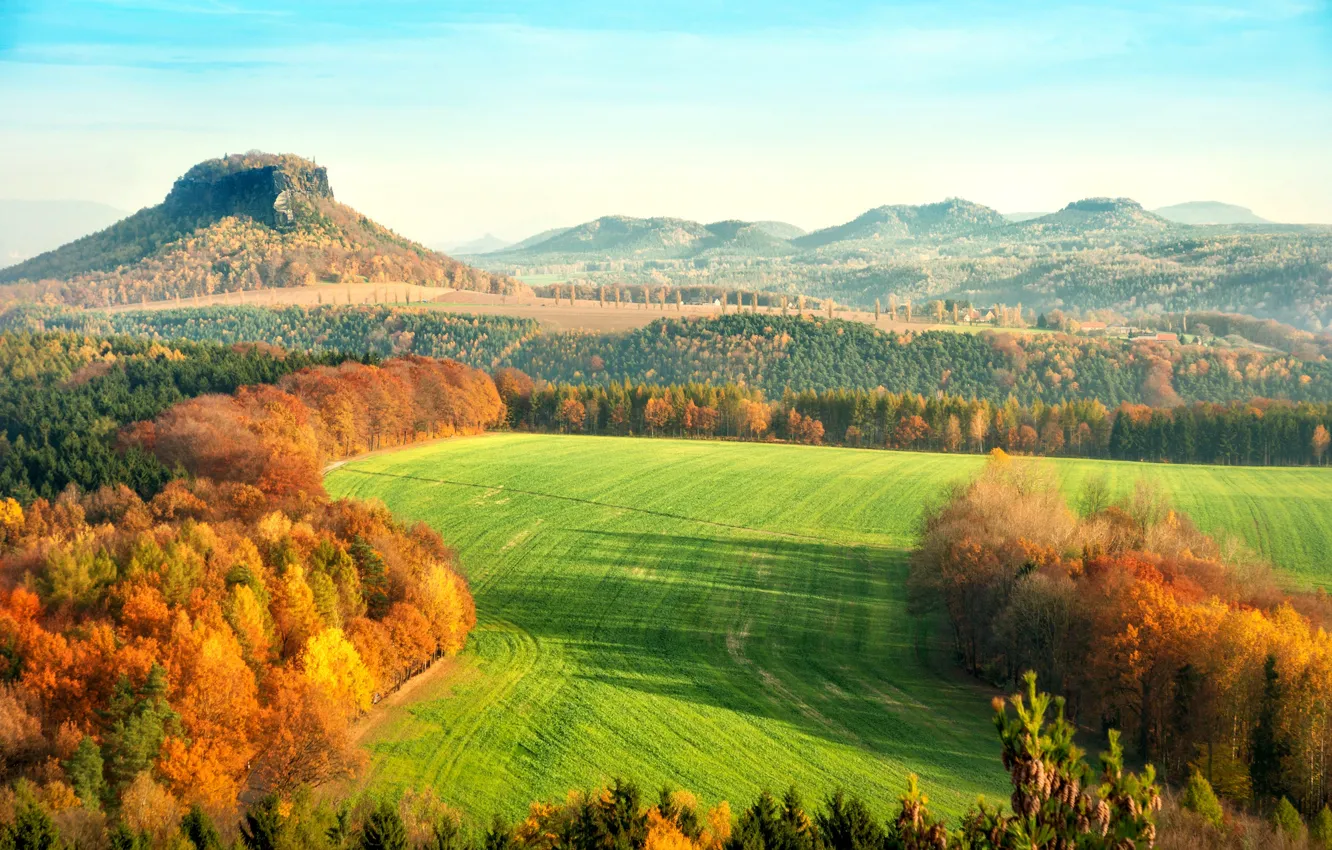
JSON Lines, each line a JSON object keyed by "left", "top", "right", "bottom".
{"left": 480, "top": 525, "right": 1001, "bottom": 782}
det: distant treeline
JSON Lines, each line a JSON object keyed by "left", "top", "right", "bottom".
{"left": 500, "top": 376, "right": 1332, "bottom": 467}
{"left": 0, "top": 304, "right": 538, "bottom": 370}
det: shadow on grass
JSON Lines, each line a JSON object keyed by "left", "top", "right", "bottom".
{"left": 469, "top": 525, "right": 1001, "bottom": 782}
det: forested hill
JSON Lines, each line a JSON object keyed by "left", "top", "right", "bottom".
{"left": 16, "top": 305, "right": 1332, "bottom": 408}
{"left": 0, "top": 151, "right": 517, "bottom": 306}
{"left": 498, "top": 314, "right": 1332, "bottom": 406}
{"left": 2, "top": 304, "right": 540, "bottom": 367}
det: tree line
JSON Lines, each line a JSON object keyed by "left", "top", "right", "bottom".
{"left": 497, "top": 375, "right": 1332, "bottom": 467}
{"left": 496, "top": 314, "right": 1332, "bottom": 406}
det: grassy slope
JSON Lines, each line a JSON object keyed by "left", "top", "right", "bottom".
{"left": 324, "top": 435, "right": 1332, "bottom": 824}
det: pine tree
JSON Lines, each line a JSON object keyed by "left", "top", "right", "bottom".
{"left": 9, "top": 798, "right": 59, "bottom": 850}
{"left": 181, "top": 804, "right": 222, "bottom": 850}
{"left": 359, "top": 801, "right": 409, "bottom": 850}
{"left": 1251, "top": 655, "right": 1290, "bottom": 803}
{"left": 241, "top": 795, "right": 286, "bottom": 850}
{"left": 815, "top": 790, "right": 881, "bottom": 850}
{"left": 63, "top": 736, "right": 105, "bottom": 808}
{"left": 1311, "top": 805, "right": 1332, "bottom": 849}
{"left": 1271, "top": 797, "right": 1305, "bottom": 842}
{"left": 1181, "top": 771, "right": 1223, "bottom": 829}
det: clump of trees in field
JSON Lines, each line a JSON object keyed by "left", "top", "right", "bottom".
{"left": 911, "top": 451, "right": 1332, "bottom": 823}
{"left": 497, "top": 372, "right": 1332, "bottom": 467}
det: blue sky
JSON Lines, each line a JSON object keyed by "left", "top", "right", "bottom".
{"left": 1, "top": 0, "right": 1329, "bottom": 243}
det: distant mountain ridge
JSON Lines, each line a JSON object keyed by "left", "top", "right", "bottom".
{"left": 491, "top": 214, "right": 810, "bottom": 260}
{"left": 1153, "top": 201, "right": 1268, "bottom": 225}
{"left": 0, "top": 151, "right": 514, "bottom": 306}
{"left": 794, "top": 198, "right": 1010, "bottom": 248}
{"left": 1020, "top": 198, "right": 1172, "bottom": 233}
{"left": 440, "top": 233, "right": 513, "bottom": 255}
{"left": 492, "top": 196, "right": 1192, "bottom": 264}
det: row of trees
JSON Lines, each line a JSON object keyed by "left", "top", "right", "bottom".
{"left": 0, "top": 353, "right": 504, "bottom": 826}
{"left": 911, "top": 452, "right": 1332, "bottom": 817}
{"left": 496, "top": 374, "right": 1332, "bottom": 467}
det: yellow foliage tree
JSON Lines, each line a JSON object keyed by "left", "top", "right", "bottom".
{"left": 301, "top": 628, "right": 373, "bottom": 715}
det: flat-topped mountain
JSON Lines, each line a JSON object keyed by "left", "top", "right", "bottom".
{"left": 163, "top": 152, "right": 333, "bottom": 229}
{"left": 1021, "top": 198, "right": 1172, "bottom": 233}
{"left": 0, "top": 151, "right": 513, "bottom": 306}
{"left": 1153, "top": 201, "right": 1269, "bottom": 225}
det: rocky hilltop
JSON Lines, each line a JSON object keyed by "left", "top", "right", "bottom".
{"left": 164, "top": 153, "right": 333, "bottom": 230}
{"left": 0, "top": 151, "right": 515, "bottom": 305}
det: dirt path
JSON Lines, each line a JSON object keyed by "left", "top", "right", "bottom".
{"left": 349, "top": 656, "right": 460, "bottom": 746}
{"left": 322, "top": 432, "right": 489, "bottom": 474}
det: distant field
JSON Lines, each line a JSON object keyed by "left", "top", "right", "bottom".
{"left": 515, "top": 273, "right": 572, "bottom": 286}
{"left": 108, "top": 282, "right": 1038, "bottom": 335}
{"left": 325, "top": 435, "right": 1332, "bottom": 824}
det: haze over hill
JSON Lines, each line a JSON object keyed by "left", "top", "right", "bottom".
{"left": 1153, "top": 201, "right": 1269, "bottom": 225}
{"left": 490, "top": 215, "right": 809, "bottom": 261}
{"left": 0, "top": 151, "right": 515, "bottom": 307}
{"left": 438, "top": 233, "right": 513, "bottom": 255}
{"left": 0, "top": 200, "right": 127, "bottom": 268}
{"left": 1018, "top": 197, "right": 1172, "bottom": 234}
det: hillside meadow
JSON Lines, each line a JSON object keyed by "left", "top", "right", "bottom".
{"left": 324, "top": 435, "right": 1332, "bottom": 825}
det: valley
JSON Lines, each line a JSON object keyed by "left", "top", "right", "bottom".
{"left": 325, "top": 434, "right": 1332, "bottom": 822}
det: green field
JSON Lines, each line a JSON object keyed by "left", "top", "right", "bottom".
{"left": 325, "top": 435, "right": 1332, "bottom": 823}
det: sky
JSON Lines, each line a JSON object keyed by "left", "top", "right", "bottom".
{"left": 1, "top": 0, "right": 1330, "bottom": 245}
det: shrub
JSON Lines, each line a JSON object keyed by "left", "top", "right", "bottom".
{"left": 1271, "top": 797, "right": 1305, "bottom": 842}
{"left": 1312, "top": 806, "right": 1332, "bottom": 849}
{"left": 1180, "top": 771, "right": 1224, "bottom": 829}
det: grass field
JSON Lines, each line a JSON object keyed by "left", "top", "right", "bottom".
{"left": 324, "top": 435, "right": 1332, "bottom": 824}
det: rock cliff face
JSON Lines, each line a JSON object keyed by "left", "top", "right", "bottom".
{"left": 163, "top": 161, "right": 333, "bottom": 230}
